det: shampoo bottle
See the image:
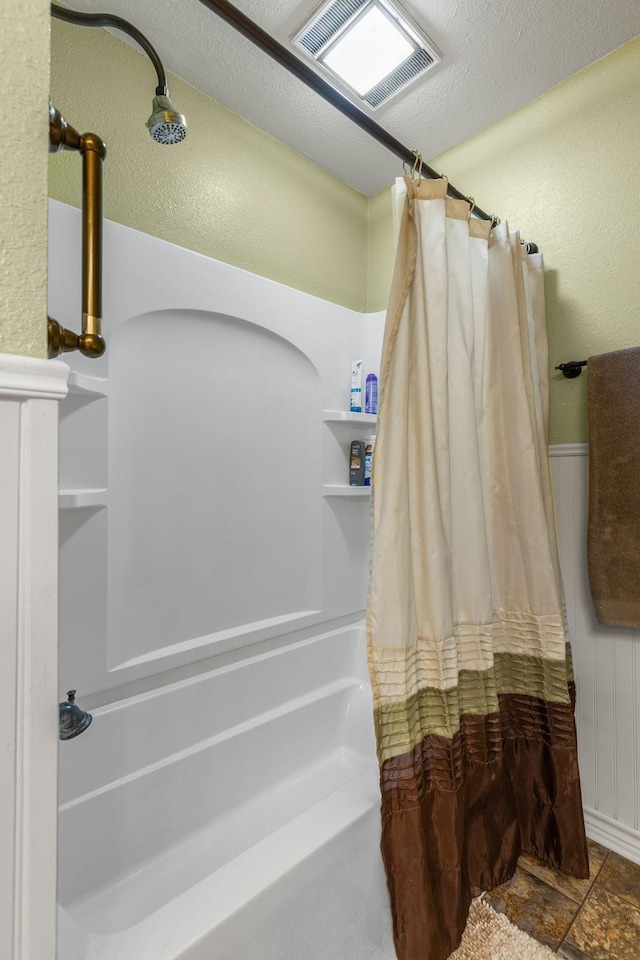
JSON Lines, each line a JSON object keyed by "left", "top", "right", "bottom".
{"left": 350, "top": 360, "right": 363, "bottom": 413}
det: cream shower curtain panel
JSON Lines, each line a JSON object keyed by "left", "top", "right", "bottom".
{"left": 367, "top": 177, "right": 588, "bottom": 960}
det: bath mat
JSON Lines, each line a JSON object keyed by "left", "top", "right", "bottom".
{"left": 450, "top": 897, "right": 556, "bottom": 960}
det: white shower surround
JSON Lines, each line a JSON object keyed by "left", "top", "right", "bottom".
{"left": 51, "top": 200, "right": 640, "bottom": 960}
{"left": 50, "top": 201, "right": 385, "bottom": 697}
{"left": 50, "top": 200, "right": 391, "bottom": 959}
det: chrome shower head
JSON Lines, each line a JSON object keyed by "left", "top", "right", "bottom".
{"left": 146, "top": 94, "right": 187, "bottom": 145}
{"left": 51, "top": 6, "right": 189, "bottom": 146}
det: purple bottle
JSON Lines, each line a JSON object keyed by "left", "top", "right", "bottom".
{"left": 365, "top": 374, "right": 378, "bottom": 414}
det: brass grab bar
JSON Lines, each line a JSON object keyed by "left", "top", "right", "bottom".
{"left": 48, "top": 104, "right": 106, "bottom": 359}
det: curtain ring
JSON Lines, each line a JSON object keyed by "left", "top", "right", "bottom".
{"left": 491, "top": 215, "right": 501, "bottom": 227}
{"left": 466, "top": 196, "right": 476, "bottom": 217}
{"left": 410, "top": 149, "right": 423, "bottom": 183}
{"left": 404, "top": 149, "right": 420, "bottom": 178}
{"left": 439, "top": 172, "right": 448, "bottom": 181}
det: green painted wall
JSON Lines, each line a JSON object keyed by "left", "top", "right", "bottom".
{"left": 0, "top": 0, "right": 50, "bottom": 358}
{"left": 49, "top": 19, "right": 368, "bottom": 312}
{"left": 49, "top": 22, "right": 640, "bottom": 442}
{"left": 367, "top": 37, "right": 640, "bottom": 444}
{"left": 367, "top": 186, "right": 396, "bottom": 313}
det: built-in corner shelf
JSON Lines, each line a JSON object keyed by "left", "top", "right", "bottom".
{"left": 322, "top": 484, "right": 371, "bottom": 498}
{"left": 67, "top": 371, "right": 108, "bottom": 398}
{"left": 322, "top": 409, "right": 377, "bottom": 426}
{"left": 59, "top": 488, "right": 107, "bottom": 510}
{"left": 322, "top": 410, "right": 376, "bottom": 497}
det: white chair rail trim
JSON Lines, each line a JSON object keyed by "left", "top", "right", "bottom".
{"left": 0, "top": 353, "right": 69, "bottom": 400}
{"left": 549, "top": 442, "right": 588, "bottom": 457}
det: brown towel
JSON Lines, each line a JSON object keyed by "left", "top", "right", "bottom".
{"left": 587, "top": 346, "right": 640, "bottom": 627}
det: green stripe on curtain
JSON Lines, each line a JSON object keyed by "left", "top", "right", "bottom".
{"left": 374, "top": 651, "right": 572, "bottom": 763}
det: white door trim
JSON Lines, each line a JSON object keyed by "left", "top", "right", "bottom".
{"left": 0, "top": 353, "right": 69, "bottom": 960}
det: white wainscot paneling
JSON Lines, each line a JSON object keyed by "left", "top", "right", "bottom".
{"left": 0, "top": 353, "right": 68, "bottom": 960}
{"left": 552, "top": 443, "right": 640, "bottom": 865}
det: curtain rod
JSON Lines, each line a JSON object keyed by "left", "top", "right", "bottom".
{"left": 196, "top": 0, "right": 510, "bottom": 230}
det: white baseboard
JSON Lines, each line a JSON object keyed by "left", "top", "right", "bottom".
{"left": 584, "top": 806, "right": 640, "bottom": 866}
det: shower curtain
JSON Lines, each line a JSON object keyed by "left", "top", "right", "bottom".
{"left": 367, "top": 177, "right": 589, "bottom": 960}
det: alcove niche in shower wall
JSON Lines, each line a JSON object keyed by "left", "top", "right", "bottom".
{"left": 107, "top": 308, "right": 322, "bottom": 670}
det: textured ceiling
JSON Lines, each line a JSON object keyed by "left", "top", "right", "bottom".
{"left": 62, "top": 0, "right": 640, "bottom": 194}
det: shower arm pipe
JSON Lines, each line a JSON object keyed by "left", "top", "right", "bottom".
{"left": 197, "top": 0, "right": 506, "bottom": 229}
{"left": 48, "top": 105, "right": 106, "bottom": 359}
{"left": 50, "top": 3, "right": 169, "bottom": 95}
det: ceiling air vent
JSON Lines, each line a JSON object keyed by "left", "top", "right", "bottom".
{"left": 297, "top": 0, "right": 368, "bottom": 56}
{"left": 293, "top": 0, "right": 440, "bottom": 110}
{"left": 363, "top": 47, "right": 434, "bottom": 108}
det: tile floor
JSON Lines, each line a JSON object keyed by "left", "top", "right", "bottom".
{"left": 484, "top": 840, "right": 640, "bottom": 959}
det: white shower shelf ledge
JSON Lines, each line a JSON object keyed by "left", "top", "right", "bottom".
{"left": 59, "top": 488, "right": 107, "bottom": 509}
{"left": 322, "top": 409, "right": 377, "bottom": 425}
{"left": 322, "top": 485, "right": 371, "bottom": 498}
{"left": 67, "top": 370, "right": 108, "bottom": 397}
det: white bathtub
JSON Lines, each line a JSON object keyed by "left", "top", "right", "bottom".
{"left": 52, "top": 203, "right": 392, "bottom": 958}
{"left": 57, "top": 623, "right": 396, "bottom": 960}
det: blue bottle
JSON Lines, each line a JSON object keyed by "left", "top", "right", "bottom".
{"left": 363, "top": 435, "right": 375, "bottom": 486}
{"left": 365, "top": 374, "right": 378, "bottom": 414}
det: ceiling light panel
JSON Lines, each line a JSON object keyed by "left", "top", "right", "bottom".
{"left": 322, "top": 6, "right": 414, "bottom": 95}
{"left": 293, "top": 0, "right": 440, "bottom": 109}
